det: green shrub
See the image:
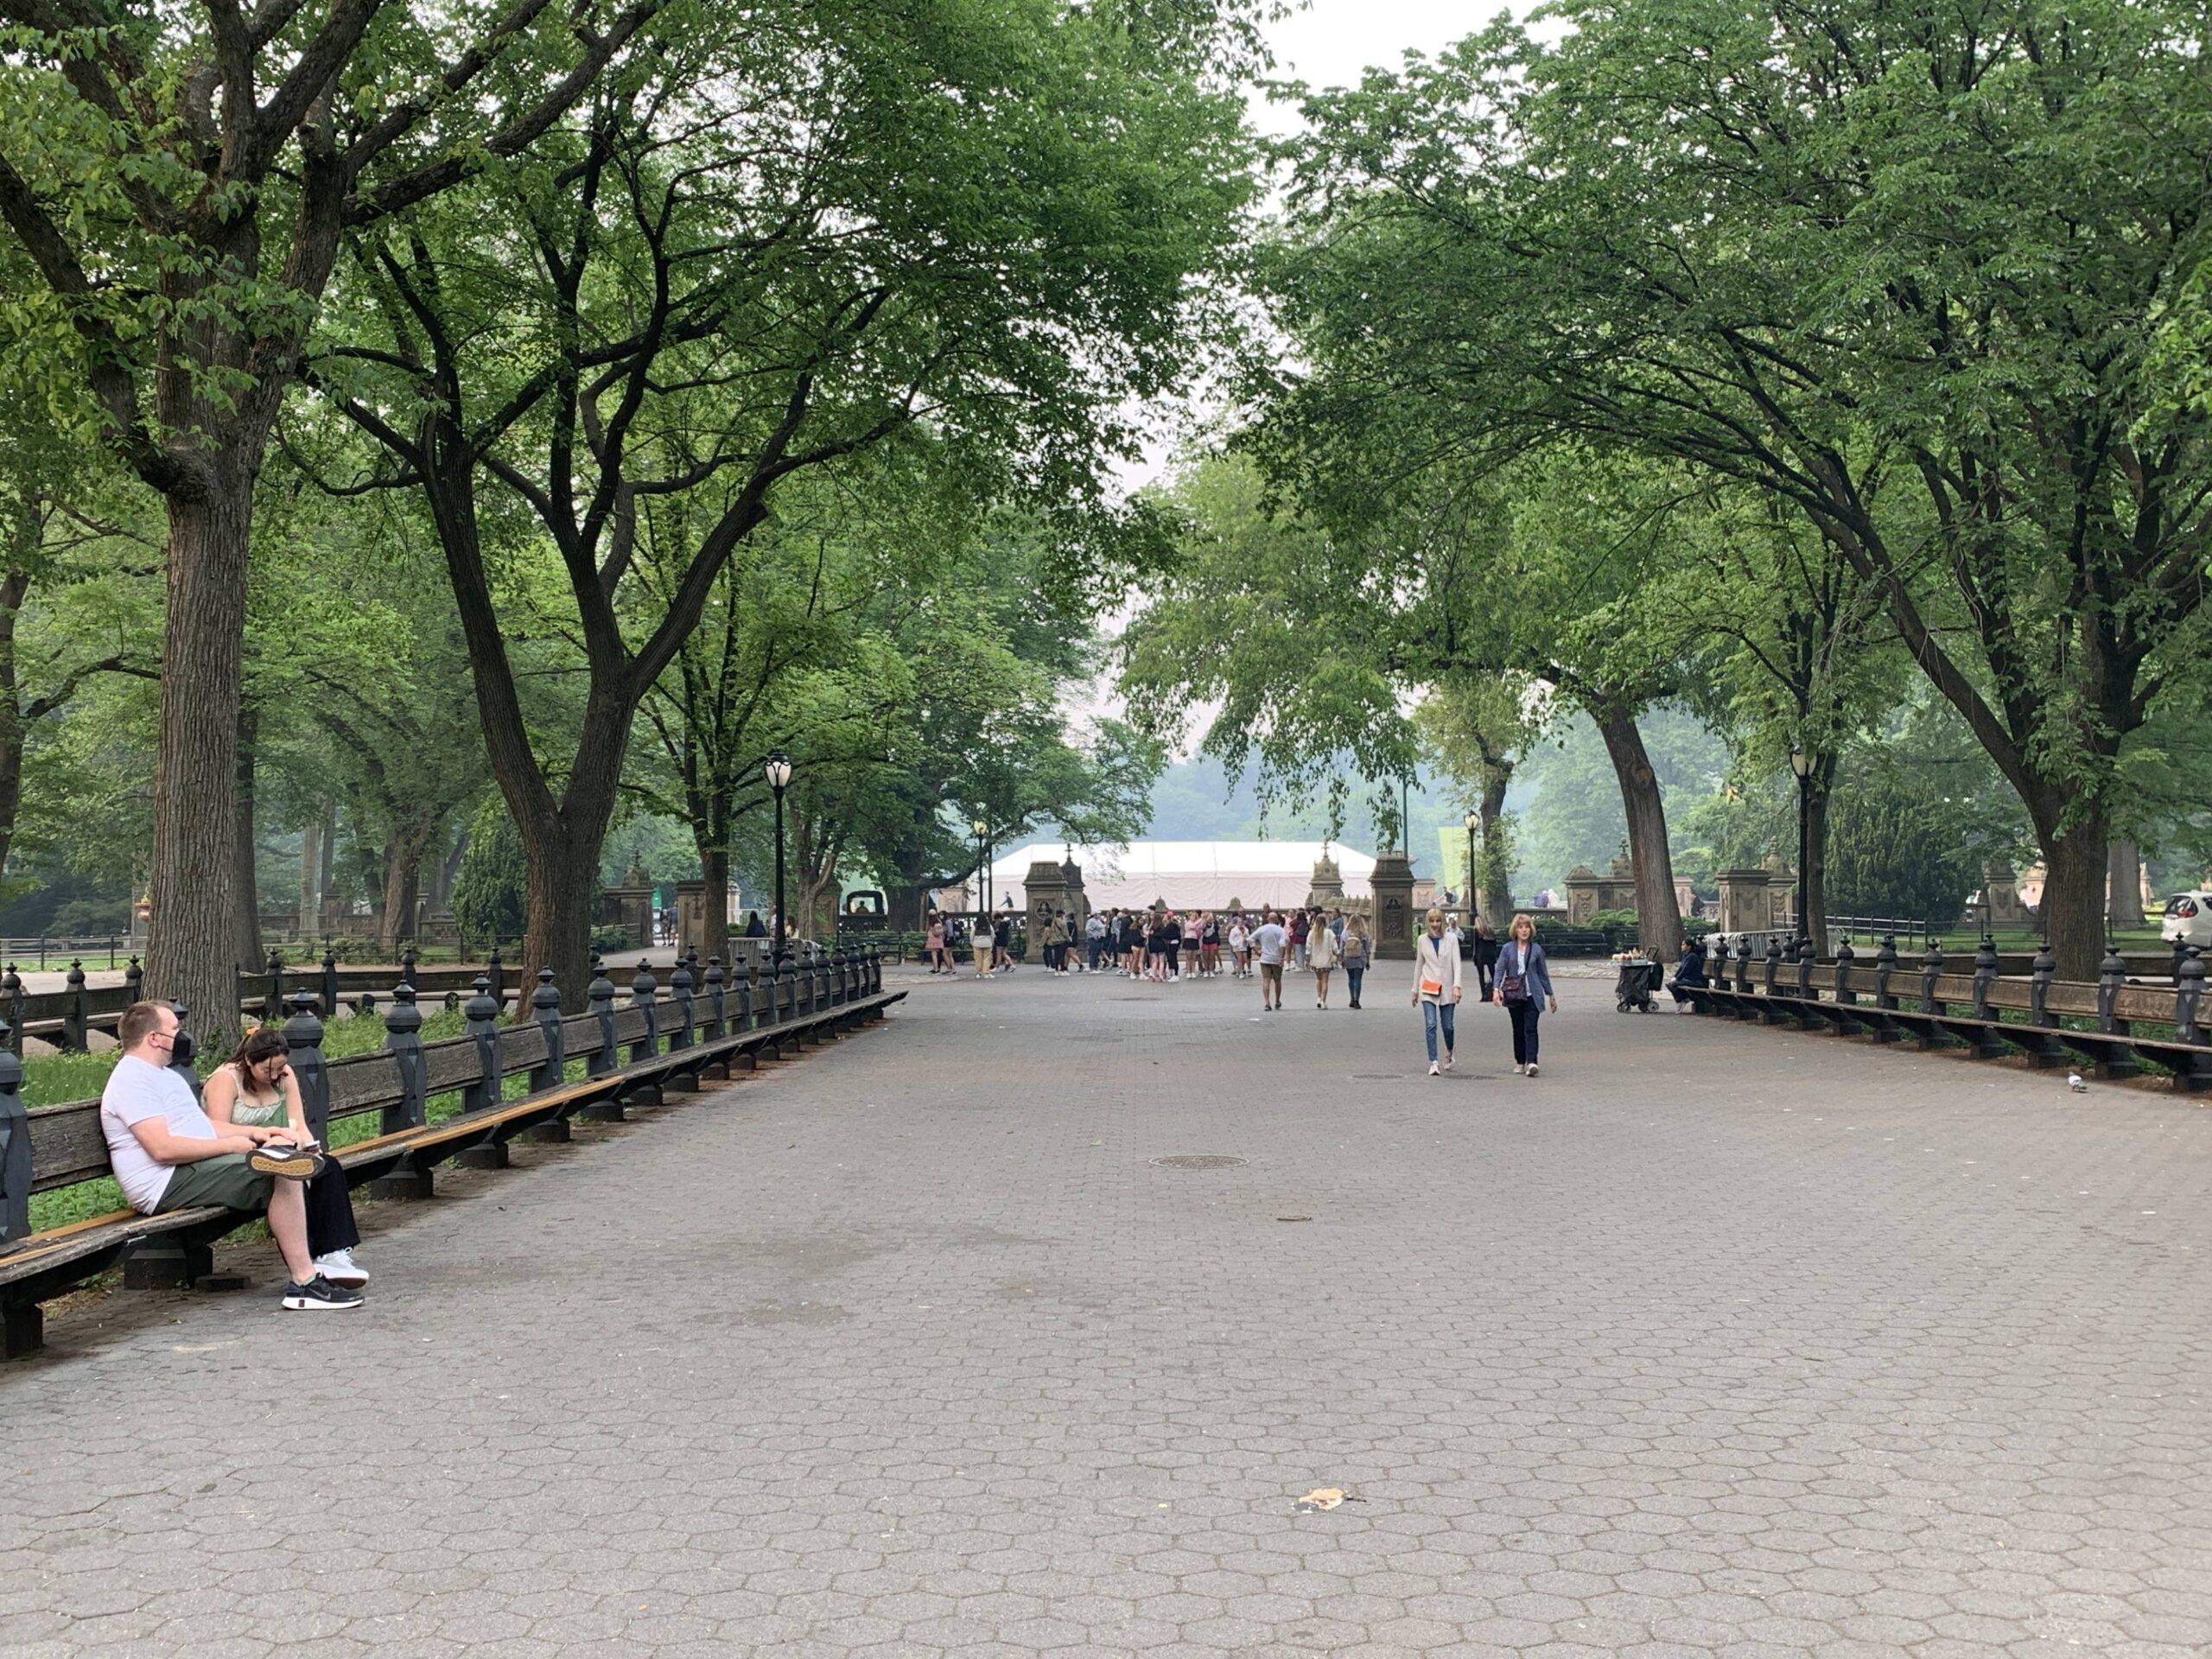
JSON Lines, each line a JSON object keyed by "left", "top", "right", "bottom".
{"left": 452, "top": 801, "right": 527, "bottom": 945}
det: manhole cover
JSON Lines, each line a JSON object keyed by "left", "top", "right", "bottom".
{"left": 1151, "top": 1154, "right": 1248, "bottom": 1170}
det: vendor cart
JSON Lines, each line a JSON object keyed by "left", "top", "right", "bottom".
{"left": 1613, "top": 957, "right": 1663, "bottom": 1013}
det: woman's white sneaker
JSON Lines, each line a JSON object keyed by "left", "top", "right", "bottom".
{"left": 1514, "top": 1064, "right": 1526, "bottom": 1076}
{"left": 314, "top": 1249, "right": 368, "bottom": 1287}
{"left": 1427, "top": 1062, "right": 1440, "bottom": 1077}
{"left": 1526, "top": 1063, "right": 1539, "bottom": 1078}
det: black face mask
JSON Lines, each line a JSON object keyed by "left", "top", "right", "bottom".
{"left": 169, "top": 1029, "right": 197, "bottom": 1068}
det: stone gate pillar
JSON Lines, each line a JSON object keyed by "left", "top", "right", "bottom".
{"left": 1025, "top": 860, "right": 1071, "bottom": 954}
{"left": 1565, "top": 865, "right": 1601, "bottom": 925}
{"left": 1307, "top": 854, "right": 1345, "bottom": 909}
{"left": 1716, "top": 868, "right": 1769, "bottom": 935}
{"left": 1370, "top": 852, "right": 1416, "bottom": 959}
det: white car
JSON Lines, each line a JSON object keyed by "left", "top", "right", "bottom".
{"left": 2162, "top": 891, "right": 2212, "bottom": 950}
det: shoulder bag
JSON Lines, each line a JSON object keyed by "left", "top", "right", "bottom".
{"left": 1497, "top": 944, "right": 1528, "bottom": 1004}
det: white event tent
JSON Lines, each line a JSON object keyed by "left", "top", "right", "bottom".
{"left": 989, "top": 841, "right": 1375, "bottom": 914}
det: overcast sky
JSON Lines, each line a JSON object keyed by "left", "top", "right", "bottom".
{"left": 1255, "top": 0, "right": 1511, "bottom": 127}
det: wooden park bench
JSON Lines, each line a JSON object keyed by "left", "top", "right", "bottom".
{"left": 1688, "top": 934, "right": 2212, "bottom": 1092}
{"left": 0, "top": 947, "right": 904, "bottom": 1357}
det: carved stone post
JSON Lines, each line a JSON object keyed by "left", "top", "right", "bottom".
{"left": 2176, "top": 948, "right": 2210, "bottom": 1091}
{"left": 664, "top": 958, "right": 699, "bottom": 1093}
{"left": 2096, "top": 940, "right": 2139, "bottom": 1078}
{"left": 61, "top": 960, "right": 88, "bottom": 1052}
{"left": 520, "top": 968, "right": 572, "bottom": 1143}
{"left": 0, "top": 1019, "right": 28, "bottom": 1249}
{"left": 280, "top": 992, "right": 333, "bottom": 1143}
{"left": 585, "top": 963, "right": 619, "bottom": 1077}
{"left": 0, "top": 1014, "right": 35, "bottom": 1351}
{"left": 1966, "top": 936, "right": 2005, "bottom": 1058}
{"left": 578, "top": 963, "right": 625, "bottom": 1121}
{"left": 1828, "top": 938, "right": 1862, "bottom": 1034}
{"left": 461, "top": 977, "right": 503, "bottom": 1116}
{"left": 321, "top": 949, "right": 340, "bottom": 1018}
{"left": 454, "top": 976, "right": 509, "bottom": 1167}
{"left": 704, "top": 958, "right": 727, "bottom": 1039}
{"left": 670, "top": 958, "right": 696, "bottom": 1051}
{"left": 628, "top": 962, "right": 661, "bottom": 1066}
{"left": 369, "top": 983, "right": 434, "bottom": 1199}
{"left": 1758, "top": 936, "right": 1786, "bottom": 1024}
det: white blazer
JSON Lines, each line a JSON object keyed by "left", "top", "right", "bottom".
{"left": 1414, "top": 931, "right": 1463, "bottom": 1003}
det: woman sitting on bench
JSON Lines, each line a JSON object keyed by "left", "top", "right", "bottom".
{"left": 1668, "top": 936, "right": 1709, "bottom": 1008}
{"left": 205, "top": 1027, "right": 371, "bottom": 1289}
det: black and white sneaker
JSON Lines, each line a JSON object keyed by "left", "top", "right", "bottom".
{"left": 281, "top": 1274, "right": 364, "bottom": 1312}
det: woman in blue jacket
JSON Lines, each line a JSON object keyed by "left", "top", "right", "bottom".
{"left": 1492, "top": 913, "right": 1559, "bottom": 1077}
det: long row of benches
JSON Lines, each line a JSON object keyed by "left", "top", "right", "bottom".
{"left": 1683, "top": 934, "right": 2211, "bottom": 1090}
{"left": 0, "top": 947, "right": 906, "bottom": 1357}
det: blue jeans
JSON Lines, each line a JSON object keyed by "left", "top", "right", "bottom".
{"left": 1421, "top": 999, "right": 1456, "bottom": 1062}
{"left": 1345, "top": 966, "right": 1365, "bottom": 1003}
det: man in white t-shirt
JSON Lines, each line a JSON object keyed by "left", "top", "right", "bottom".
{"left": 1252, "top": 909, "right": 1288, "bottom": 1011}
{"left": 99, "top": 1002, "right": 359, "bottom": 1311}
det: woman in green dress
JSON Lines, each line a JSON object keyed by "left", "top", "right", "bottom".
{"left": 204, "top": 1026, "right": 369, "bottom": 1288}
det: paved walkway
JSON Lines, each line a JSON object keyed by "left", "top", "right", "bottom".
{"left": 6, "top": 962, "right": 2210, "bottom": 1656}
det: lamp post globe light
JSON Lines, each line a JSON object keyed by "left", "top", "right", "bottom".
{"left": 766, "top": 751, "right": 793, "bottom": 963}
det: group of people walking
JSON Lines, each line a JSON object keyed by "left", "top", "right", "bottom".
{"left": 919, "top": 896, "right": 1563, "bottom": 1081}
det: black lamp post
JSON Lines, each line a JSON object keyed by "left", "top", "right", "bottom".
{"left": 766, "top": 750, "right": 792, "bottom": 962}
{"left": 971, "top": 817, "right": 990, "bottom": 921}
{"left": 1789, "top": 739, "right": 1812, "bottom": 948}
{"left": 1463, "top": 810, "right": 1480, "bottom": 922}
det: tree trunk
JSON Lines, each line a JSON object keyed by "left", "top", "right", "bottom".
{"left": 298, "top": 815, "right": 321, "bottom": 939}
{"left": 1803, "top": 758, "right": 1834, "bottom": 957}
{"left": 1591, "top": 704, "right": 1682, "bottom": 962}
{"left": 429, "top": 821, "right": 467, "bottom": 912}
{"left": 234, "top": 701, "right": 264, "bottom": 970}
{"left": 2042, "top": 814, "right": 2111, "bottom": 981}
{"left": 2107, "top": 837, "right": 2141, "bottom": 932}
{"left": 0, "top": 567, "right": 28, "bottom": 885}
{"left": 146, "top": 481, "right": 253, "bottom": 1049}
{"left": 318, "top": 803, "right": 337, "bottom": 919}
{"left": 700, "top": 841, "right": 731, "bottom": 964}
{"left": 1476, "top": 768, "right": 1513, "bottom": 930}
{"left": 519, "top": 820, "right": 609, "bottom": 1014}
{"left": 378, "top": 827, "right": 429, "bottom": 951}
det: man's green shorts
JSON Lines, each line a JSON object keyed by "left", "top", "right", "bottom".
{"left": 155, "top": 1154, "right": 273, "bottom": 1214}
